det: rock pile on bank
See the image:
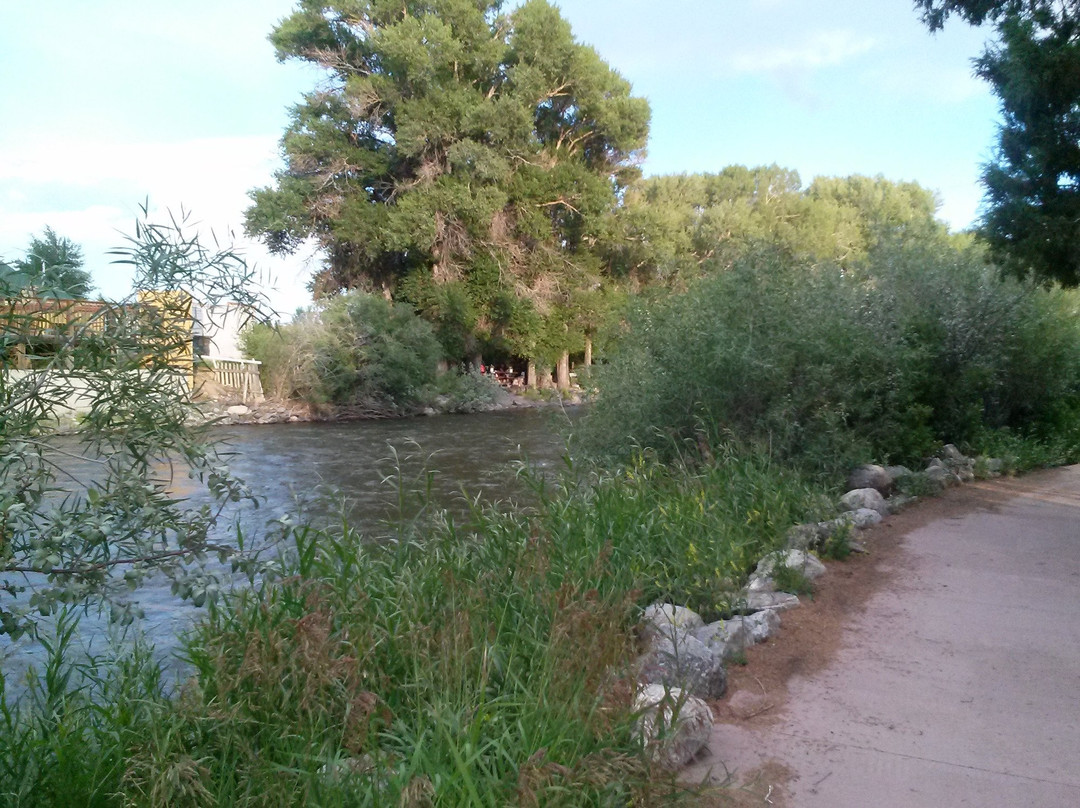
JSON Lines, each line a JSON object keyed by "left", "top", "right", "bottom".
{"left": 198, "top": 400, "right": 309, "bottom": 425}
{"left": 632, "top": 443, "right": 1002, "bottom": 769}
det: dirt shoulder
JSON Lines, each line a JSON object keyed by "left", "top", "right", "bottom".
{"left": 691, "top": 470, "right": 1080, "bottom": 803}
{"left": 723, "top": 490, "right": 977, "bottom": 721}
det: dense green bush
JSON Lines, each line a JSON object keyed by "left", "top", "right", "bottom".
{"left": 244, "top": 293, "right": 509, "bottom": 414}
{"left": 244, "top": 292, "right": 445, "bottom": 410}
{"left": 578, "top": 241, "right": 1080, "bottom": 472}
{"left": 314, "top": 293, "right": 444, "bottom": 407}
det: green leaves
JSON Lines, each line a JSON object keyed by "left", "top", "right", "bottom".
{"left": 579, "top": 239, "right": 1080, "bottom": 474}
{"left": 1, "top": 209, "right": 270, "bottom": 639}
{"left": 5, "top": 227, "right": 94, "bottom": 300}
{"left": 916, "top": 1, "right": 1080, "bottom": 285}
{"left": 599, "top": 168, "right": 947, "bottom": 287}
{"left": 247, "top": 0, "right": 650, "bottom": 367}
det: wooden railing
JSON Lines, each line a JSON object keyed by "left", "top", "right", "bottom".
{"left": 200, "top": 356, "right": 264, "bottom": 403}
{"left": 2, "top": 299, "right": 114, "bottom": 338}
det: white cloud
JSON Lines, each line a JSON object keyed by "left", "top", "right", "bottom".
{"left": 868, "top": 63, "right": 986, "bottom": 106}
{"left": 0, "top": 135, "right": 280, "bottom": 197}
{"left": 730, "top": 29, "right": 876, "bottom": 74}
{"left": 0, "top": 135, "right": 317, "bottom": 318}
{"left": 0, "top": 205, "right": 129, "bottom": 248}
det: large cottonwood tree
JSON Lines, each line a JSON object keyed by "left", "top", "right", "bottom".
{"left": 246, "top": 0, "right": 649, "bottom": 377}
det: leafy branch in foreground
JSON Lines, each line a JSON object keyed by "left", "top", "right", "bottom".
{"left": 0, "top": 207, "right": 272, "bottom": 639}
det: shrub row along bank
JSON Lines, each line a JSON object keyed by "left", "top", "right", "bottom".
{"left": 0, "top": 455, "right": 828, "bottom": 807}
{"left": 577, "top": 240, "right": 1080, "bottom": 474}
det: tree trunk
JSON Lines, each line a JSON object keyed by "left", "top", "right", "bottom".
{"left": 471, "top": 352, "right": 483, "bottom": 371}
{"left": 584, "top": 335, "right": 592, "bottom": 367}
{"left": 556, "top": 351, "right": 570, "bottom": 391}
{"left": 526, "top": 360, "right": 537, "bottom": 389}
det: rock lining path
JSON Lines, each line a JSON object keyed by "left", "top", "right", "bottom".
{"left": 688, "top": 465, "right": 1080, "bottom": 807}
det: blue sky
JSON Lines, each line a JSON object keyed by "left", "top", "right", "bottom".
{"left": 0, "top": 1, "right": 998, "bottom": 315}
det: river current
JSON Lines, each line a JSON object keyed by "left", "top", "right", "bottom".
{"left": 1, "top": 408, "right": 571, "bottom": 689}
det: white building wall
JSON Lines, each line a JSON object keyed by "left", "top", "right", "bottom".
{"left": 192, "top": 301, "right": 251, "bottom": 360}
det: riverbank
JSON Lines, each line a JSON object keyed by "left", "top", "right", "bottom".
{"left": 4, "top": 425, "right": 1075, "bottom": 807}
{"left": 197, "top": 386, "right": 585, "bottom": 426}
{"left": 0, "top": 447, "right": 829, "bottom": 807}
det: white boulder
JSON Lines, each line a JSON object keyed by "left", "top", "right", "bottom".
{"left": 634, "top": 684, "right": 713, "bottom": 769}
{"left": 754, "top": 549, "right": 827, "bottom": 580}
{"left": 692, "top": 618, "right": 751, "bottom": 661}
{"left": 741, "top": 590, "right": 800, "bottom": 612}
{"left": 639, "top": 630, "right": 728, "bottom": 699}
{"left": 840, "top": 487, "right": 889, "bottom": 517}
{"left": 639, "top": 603, "right": 704, "bottom": 643}
{"left": 846, "top": 464, "right": 894, "bottom": 495}
{"left": 744, "top": 609, "right": 781, "bottom": 643}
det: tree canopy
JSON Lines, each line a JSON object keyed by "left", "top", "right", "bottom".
{"left": 246, "top": 0, "right": 649, "bottom": 366}
{"left": 2, "top": 227, "right": 95, "bottom": 299}
{"left": 916, "top": 0, "right": 1080, "bottom": 284}
{"left": 598, "top": 167, "right": 946, "bottom": 287}
{"left": 915, "top": 0, "right": 1062, "bottom": 30}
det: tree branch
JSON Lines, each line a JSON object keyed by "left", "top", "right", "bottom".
{"left": 4, "top": 544, "right": 235, "bottom": 577}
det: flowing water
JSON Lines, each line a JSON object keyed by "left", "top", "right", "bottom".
{"left": 1, "top": 408, "right": 572, "bottom": 689}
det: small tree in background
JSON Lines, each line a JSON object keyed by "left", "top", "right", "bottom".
{"left": 10, "top": 227, "right": 95, "bottom": 299}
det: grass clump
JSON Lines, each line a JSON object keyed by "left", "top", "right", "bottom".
{"left": 819, "top": 526, "right": 853, "bottom": 561}
{"left": 769, "top": 564, "right": 815, "bottom": 598}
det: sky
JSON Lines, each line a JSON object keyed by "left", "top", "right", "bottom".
{"left": 0, "top": 1, "right": 999, "bottom": 317}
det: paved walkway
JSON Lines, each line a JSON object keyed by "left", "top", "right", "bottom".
{"left": 689, "top": 465, "right": 1080, "bottom": 807}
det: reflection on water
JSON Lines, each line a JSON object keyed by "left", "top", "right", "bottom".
{"left": 1, "top": 408, "right": 571, "bottom": 688}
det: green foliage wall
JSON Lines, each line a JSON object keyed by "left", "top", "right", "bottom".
{"left": 578, "top": 240, "right": 1080, "bottom": 472}
{"left": 598, "top": 167, "right": 947, "bottom": 288}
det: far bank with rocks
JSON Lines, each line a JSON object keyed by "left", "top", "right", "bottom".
{"left": 197, "top": 387, "right": 582, "bottom": 427}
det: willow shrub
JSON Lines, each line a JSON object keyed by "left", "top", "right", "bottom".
{"left": 242, "top": 292, "right": 444, "bottom": 410}
{"left": 244, "top": 293, "right": 506, "bottom": 414}
{"left": 578, "top": 242, "right": 1080, "bottom": 473}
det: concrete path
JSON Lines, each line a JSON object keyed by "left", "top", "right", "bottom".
{"left": 688, "top": 465, "right": 1080, "bottom": 807}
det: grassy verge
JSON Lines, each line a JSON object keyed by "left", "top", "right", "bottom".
{"left": 0, "top": 452, "right": 829, "bottom": 807}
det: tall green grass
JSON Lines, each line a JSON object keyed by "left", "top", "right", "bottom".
{"left": 1, "top": 452, "right": 827, "bottom": 807}
{"left": 0, "top": 610, "right": 166, "bottom": 808}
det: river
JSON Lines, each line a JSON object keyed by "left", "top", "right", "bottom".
{"left": 1, "top": 408, "right": 572, "bottom": 690}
